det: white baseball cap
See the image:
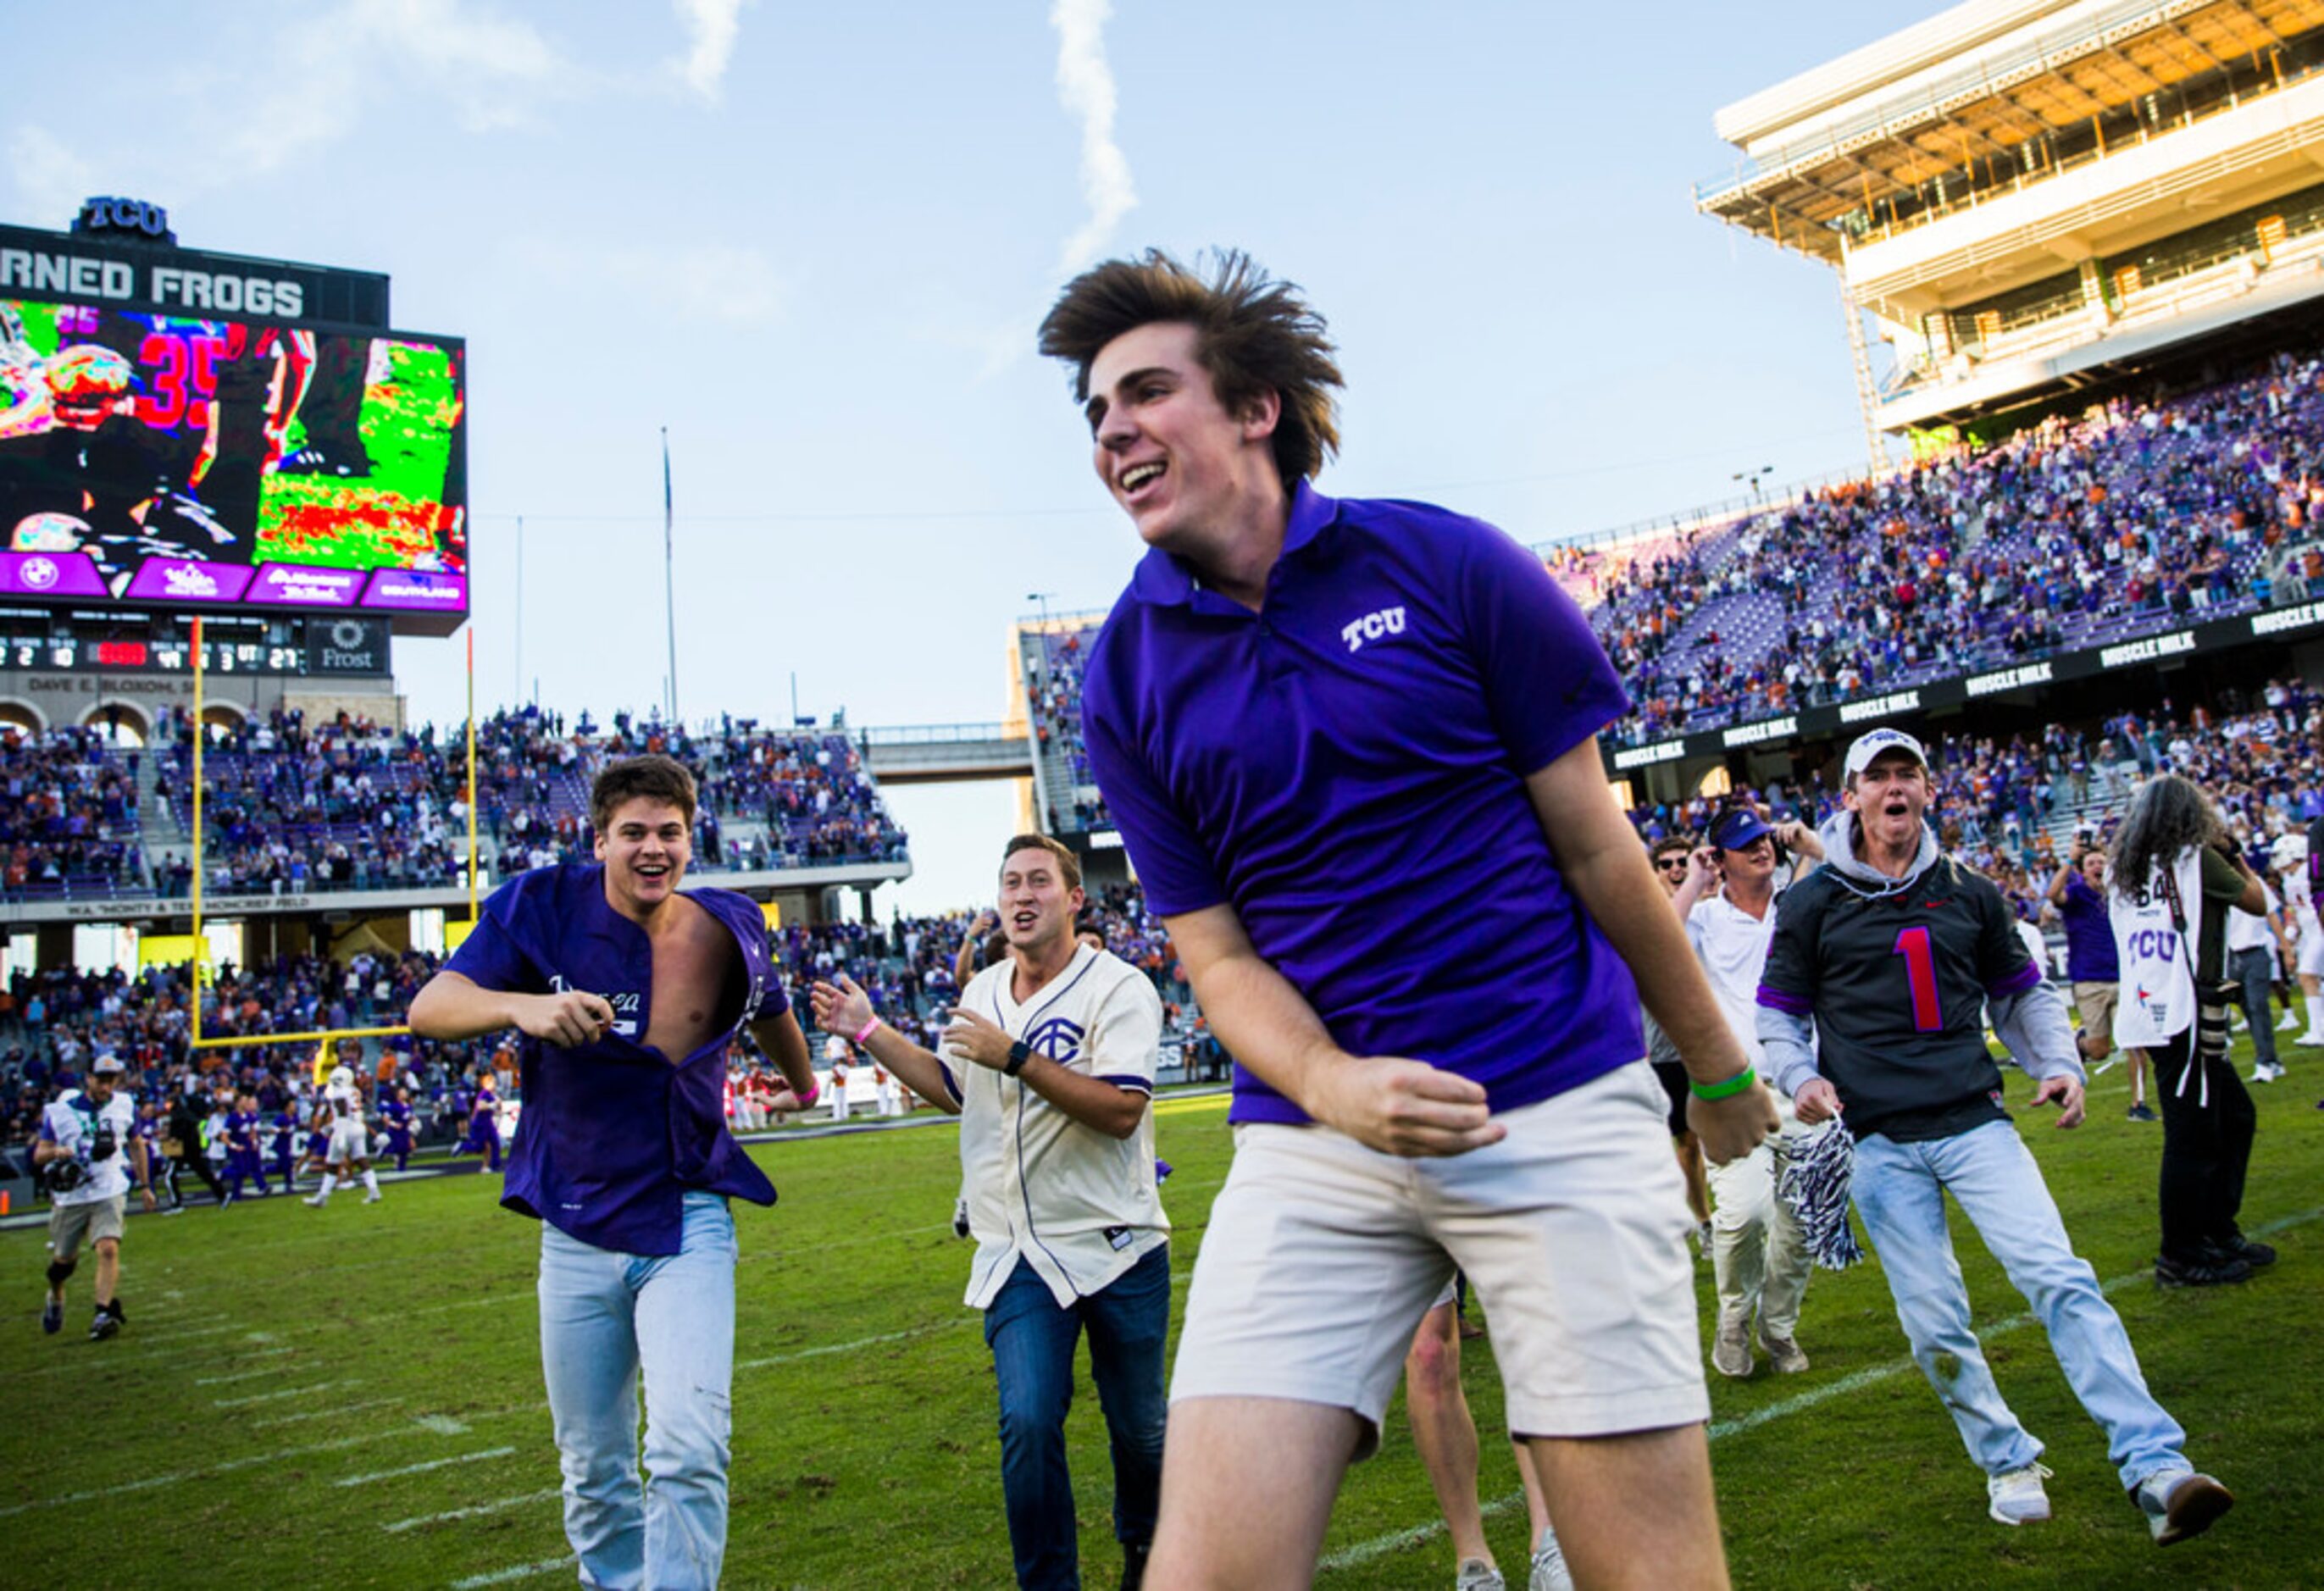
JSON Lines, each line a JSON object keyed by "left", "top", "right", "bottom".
{"left": 1843, "top": 726, "right": 1928, "bottom": 783}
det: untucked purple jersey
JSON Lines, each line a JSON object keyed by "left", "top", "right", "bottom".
{"left": 443, "top": 862, "right": 790, "bottom": 1255}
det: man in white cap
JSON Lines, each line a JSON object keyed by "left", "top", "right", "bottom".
{"left": 1755, "top": 727, "right": 2234, "bottom": 1548}
{"left": 33, "top": 1054, "right": 156, "bottom": 1340}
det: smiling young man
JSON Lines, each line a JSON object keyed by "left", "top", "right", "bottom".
{"left": 1039, "top": 250, "right": 1776, "bottom": 1589}
{"left": 1756, "top": 728, "right": 2232, "bottom": 1547}
{"left": 813, "top": 834, "right": 1168, "bottom": 1590}
{"left": 408, "top": 755, "right": 817, "bottom": 1591}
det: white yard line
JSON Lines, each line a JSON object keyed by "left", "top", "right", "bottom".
{"left": 448, "top": 1554, "right": 578, "bottom": 1588}
{"left": 213, "top": 1378, "right": 344, "bottom": 1409}
{"left": 384, "top": 1487, "right": 561, "bottom": 1533}
{"left": 1317, "top": 1204, "right": 2323, "bottom": 1574}
{"left": 735, "top": 1317, "right": 971, "bottom": 1372}
{"left": 252, "top": 1396, "right": 403, "bottom": 1430}
{"left": 335, "top": 1446, "right": 519, "bottom": 1488}
{"left": 194, "top": 1356, "right": 299, "bottom": 1386}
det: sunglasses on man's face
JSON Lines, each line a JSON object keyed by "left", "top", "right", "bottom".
{"left": 1656, "top": 856, "right": 1689, "bottom": 871}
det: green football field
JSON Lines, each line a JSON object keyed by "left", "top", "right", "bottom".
{"left": 5, "top": 1049, "right": 2321, "bottom": 1590}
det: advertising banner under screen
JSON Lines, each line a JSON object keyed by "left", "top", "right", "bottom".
{"left": 0, "top": 293, "right": 466, "bottom": 623}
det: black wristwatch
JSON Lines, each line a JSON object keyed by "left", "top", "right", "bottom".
{"left": 1004, "top": 1041, "right": 1032, "bottom": 1077}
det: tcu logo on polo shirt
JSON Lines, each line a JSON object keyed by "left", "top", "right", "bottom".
{"left": 1024, "top": 1016, "right": 1084, "bottom": 1062}
{"left": 1340, "top": 605, "right": 1407, "bottom": 652}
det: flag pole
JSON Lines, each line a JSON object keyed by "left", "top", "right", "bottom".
{"left": 662, "top": 427, "right": 679, "bottom": 726}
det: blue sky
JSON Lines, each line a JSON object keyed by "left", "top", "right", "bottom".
{"left": 3, "top": 0, "right": 1937, "bottom": 912}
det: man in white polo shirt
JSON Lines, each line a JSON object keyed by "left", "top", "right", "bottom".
{"left": 1675, "top": 805, "right": 1824, "bottom": 1379}
{"left": 813, "top": 833, "right": 1168, "bottom": 1591}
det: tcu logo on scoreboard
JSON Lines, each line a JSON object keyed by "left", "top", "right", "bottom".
{"left": 73, "top": 197, "right": 176, "bottom": 245}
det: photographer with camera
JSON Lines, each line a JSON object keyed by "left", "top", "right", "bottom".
{"left": 33, "top": 1054, "right": 155, "bottom": 1339}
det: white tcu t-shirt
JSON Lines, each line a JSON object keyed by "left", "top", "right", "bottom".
{"left": 947, "top": 945, "right": 1168, "bottom": 1311}
{"left": 2112, "top": 850, "right": 2205, "bottom": 1048}
{"left": 40, "top": 1089, "right": 137, "bottom": 1206}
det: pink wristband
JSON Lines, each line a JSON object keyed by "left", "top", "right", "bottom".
{"left": 851, "top": 1017, "right": 879, "bottom": 1046}
{"left": 795, "top": 1079, "right": 820, "bottom": 1106}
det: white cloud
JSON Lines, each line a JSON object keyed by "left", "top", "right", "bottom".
{"left": 7, "top": 127, "right": 97, "bottom": 223}
{"left": 1051, "top": 0, "right": 1137, "bottom": 274}
{"left": 670, "top": 0, "right": 750, "bottom": 103}
{"left": 5, "top": 0, "right": 578, "bottom": 206}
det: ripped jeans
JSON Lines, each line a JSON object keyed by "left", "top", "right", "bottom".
{"left": 539, "top": 1192, "right": 738, "bottom": 1590}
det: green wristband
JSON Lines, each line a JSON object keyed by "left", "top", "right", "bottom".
{"left": 1689, "top": 1066, "right": 1757, "bottom": 1101}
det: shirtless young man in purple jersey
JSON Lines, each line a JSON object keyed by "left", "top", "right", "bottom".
{"left": 411, "top": 756, "right": 818, "bottom": 1590}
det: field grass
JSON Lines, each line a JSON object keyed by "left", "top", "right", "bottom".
{"left": 5, "top": 1045, "right": 2322, "bottom": 1590}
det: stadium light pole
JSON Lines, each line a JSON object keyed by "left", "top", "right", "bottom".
{"left": 1733, "top": 464, "right": 1774, "bottom": 502}
{"left": 514, "top": 513, "right": 524, "bottom": 710}
{"left": 1029, "top": 591, "right": 1055, "bottom": 632}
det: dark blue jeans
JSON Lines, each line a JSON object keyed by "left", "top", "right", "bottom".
{"left": 983, "top": 1245, "right": 1169, "bottom": 1590}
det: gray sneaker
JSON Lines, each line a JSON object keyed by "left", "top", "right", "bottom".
{"left": 2133, "top": 1467, "right": 2232, "bottom": 1545}
{"left": 1758, "top": 1331, "right": 1810, "bottom": 1374}
{"left": 1454, "top": 1558, "right": 1505, "bottom": 1591}
{"left": 1711, "top": 1313, "right": 1753, "bottom": 1378}
{"left": 1987, "top": 1461, "right": 2054, "bottom": 1525}
{"left": 1528, "top": 1527, "right": 1574, "bottom": 1591}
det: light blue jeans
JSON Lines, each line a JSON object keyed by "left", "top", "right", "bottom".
{"left": 538, "top": 1192, "right": 737, "bottom": 1591}
{"left": 1852, "top": 1121, "right": 2186, "bottom": 1492}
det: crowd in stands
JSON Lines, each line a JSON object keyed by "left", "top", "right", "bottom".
{"left": 0, "top": 703, "right": 908, "bottom": 901}
{"left": 1595, "top": 346, "right": 2324, "bottom": 745}
{"left": 1628, "top": 678, "right": 2324, "bottom": 938}
{"left": 0, "top": 876, "right": 1201, "bottom": 1161}
{"left": 1026, "top": 626, "right": 1112, "bottom": 831}
{"left": 9, "top": 668, "right": 2322, "bottom": 1168}
{"left": 0, "top": 727, "right": 144, "bottom": 895}
{"left": 0, "top": 951, "right": 507, "bottom": 1159}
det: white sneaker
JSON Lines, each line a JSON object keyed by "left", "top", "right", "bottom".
{"left": 2279, "top": 1009, "right": 2301, "bottom": 1031}
{"left": 2250, "top": 1062, "right": 2285, "bottom": 1084}
{"left": 1454, "top": 1558, "right": 1505, "bottom": 1591}
{"left": 2133, "top": 1466, "right": 2233, "bottom": 1545}
{"left": 1758, "top": 1331, "right": 1810, "bottom": 1374}
{"left": 2299, "top": 1030, "right": 2324, "bottom": 1048}
{"left": 303, "top": 1195, "right": 326, "bottom": 1208}
{"left": 1711, "top": 1313, "right": 1753, "bottom": 1378}
{"left": 1528, "top": 1526, "right": 1573, "bottom": 1591}
{"left": 1988, "top": 1462, "right": 2054, "bottom": 1526}
{"left": 363, "top": 1190, "right": 382, "bottom": 1204}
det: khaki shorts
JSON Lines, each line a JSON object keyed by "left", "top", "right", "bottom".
{"left": 48, "top": 1195, "right": 126, "bottom": 1261}
{"left": 2073, "top": 982, "right": 2121, "bottom": 1047}
{"left": 1170, "top": 1060, "right": 1708, "bottom": 1453}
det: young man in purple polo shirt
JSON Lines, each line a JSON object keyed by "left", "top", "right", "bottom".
{"left": 409, "top": 755, "right": 818, "bottom": 1591}
{"left": 1040, "top": 251, "right": 1776, "bottom": 1588}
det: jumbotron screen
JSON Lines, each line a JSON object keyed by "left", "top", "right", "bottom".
{"left": 0, "top": 296, "right": 466, "bottom": 623}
